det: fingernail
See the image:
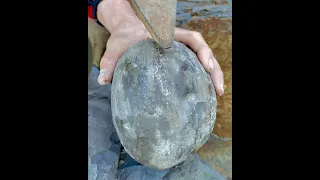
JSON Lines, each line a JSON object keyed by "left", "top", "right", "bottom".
{"left": 208, "top": 58, "right": 214, "bottom": 72}
{"left": 97, "top": 69, "right": 109, "bottom": 85}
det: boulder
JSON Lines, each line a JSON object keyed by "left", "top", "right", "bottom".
{"left": 111, "top": 39, "right": 217, "bottom": 170}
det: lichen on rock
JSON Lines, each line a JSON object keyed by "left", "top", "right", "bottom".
{"left": 111, "top": 39, "right": 217, "bottom": 170}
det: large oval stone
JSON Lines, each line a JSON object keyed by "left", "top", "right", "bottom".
{"left": 111, "top": 39, "right": 217, "bottom": 170}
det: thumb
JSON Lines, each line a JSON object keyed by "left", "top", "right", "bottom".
{"left": 97, "top": 48, "right": 120, "bottom": 85}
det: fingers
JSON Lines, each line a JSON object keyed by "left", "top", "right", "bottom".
{"left": 174, "top": 28, "right": 206, "bottom": 53}
{"left": 97, "top": 48, "right": 119, "bottom": 85}
{"left": 209, "top": 57, "right": 224, "bottom": 96}
{"left": 197, "top": 47, "right": 224, "bottom": 96}
{"left": 174, "top": 28, "right": 224, "bottom": 96}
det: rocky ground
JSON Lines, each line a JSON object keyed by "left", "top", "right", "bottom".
{"left": 88, "top": 0, "right": 232, "bottom": 178}
{"left": 176, "top": 0, "right": 232, "bottom": 139}
{"left": 197, "top": 134, "right": 232, "bottom": 178}
{"left": 176, "top": 0, "right": 232, "bottom": 178}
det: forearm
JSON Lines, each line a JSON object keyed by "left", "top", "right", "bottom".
{"left": 97, "top": 0, "right": 141, "bottom": 34}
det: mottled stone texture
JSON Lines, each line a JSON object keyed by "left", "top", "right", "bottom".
{"left": 111, "top": 39, "right": 217, "bottom": 170}
{"left": 197, "top": 134, "right": 232, "bottom": 178}
{"left": 116, "top": 154, "right": 226, "bottom": 180}
{"left": 176, "top": 0, "right": 232, "bottom": 138}
{"left": 88, "top": 67, "right": 121, "bottom": 180}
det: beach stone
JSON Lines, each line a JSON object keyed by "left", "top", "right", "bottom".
{"left": 111, "top": 39, "right": 217, "bottom": 170}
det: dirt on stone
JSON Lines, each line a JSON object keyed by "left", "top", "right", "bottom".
{"left": 197, "top": 134, "right": 232, "bottom": 178}
{"left": 178, "top": 17, "right": 232, "bottom": 138}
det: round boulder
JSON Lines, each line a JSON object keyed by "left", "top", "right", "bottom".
{"left": 111, "top": 39, "right": 217, "bottom": 170}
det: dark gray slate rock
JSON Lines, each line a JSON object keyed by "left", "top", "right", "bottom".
{"left": 116, "top": 154, "right": 226, "bottom": 180}
{"left": 118, "top": 147, "right": 142, "bottom": 170}
{"left": 88, "top": 67, "right": 121, "bottom": 180}
{"left": 116, "top": 165, "right": 169, "bottom": 180}
{"left": 111, "top": 39, "right": 217, "bottom": 170}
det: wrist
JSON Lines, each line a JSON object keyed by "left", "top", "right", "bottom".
{"left": 97, "top": 0, "right": 141, "bottom": 33}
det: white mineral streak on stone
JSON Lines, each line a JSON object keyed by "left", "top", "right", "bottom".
{"left": 186, "top": 93, "right": 196, "bottom": 102}
{"left": 123, "top": 122, "right": 137, "bottom": 139}
{"left": 154, "top": 107, "right": 163, "bottom": 116}
{"left": 157, "top": 73, "right": 169, "bottom": 96}
{"left": 132, "top": 62, "right": 138, "bottom": 68}
{"left": 174, "top": 58, "right": 180, "bottom": 72}
{"left": 155, "top": 50, "right": 171, "bottom": 97}
{"left": 150, "top": 138, "right": 175, "bottom": 169}
{"left": 123, "top": 123, "right": 130, "bottom": 130}
{"left": 120, "top": 98, "right": 131, "bottom": 119}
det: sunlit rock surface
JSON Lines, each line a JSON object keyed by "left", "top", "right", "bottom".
{"left": 111, "top": 39, "right": 216, "bottom": 170}
{"left": 177, "top": 0, "right": 232, "bottom": 138}
{"left": 197, "top": 134, "right": 232, "bottom": 179}
{"left": 177, "top": 1, "right": 232, "bottom": 178}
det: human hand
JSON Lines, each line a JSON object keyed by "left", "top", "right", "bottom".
{"left": 174, "top": 28, "right": 224, "bottom": 96}
{"left": 97, "top": 0, "right": 224, "bottom": 96}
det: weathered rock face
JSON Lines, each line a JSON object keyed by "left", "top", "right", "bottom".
{"left": 111, "top": 39, "right": 217, "bottom": 170}
{"left": 197, "top": 134, "right": 232, "bottom": 179}
{"left": 116, "top": 154, "right": 226, "bottom": 180}
{"left": 176, "top": 0, "right": 232, "bottom": 138}
{"left": 88, "top": 67, "right": 121, "bottom": 180}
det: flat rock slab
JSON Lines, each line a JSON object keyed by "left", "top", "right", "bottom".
{"left": 197, "top": 134, "right": 232, "bottom": 178}
{"left": 111, "top": 39, "right": 217, "bottom": 170}
{"left": 88, "top": 67, "right": 121, "bottom": 180}
{"left": 176, "top": 0, "right": 232, "bottom": 26}
{"left": 116, "top": 154, "right": 226, "bottom": 180}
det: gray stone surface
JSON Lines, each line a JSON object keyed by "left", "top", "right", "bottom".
{"left": 88, "top": 67, "right": 121, "bottom": 180}
{"left": 111, "top": 39, "right": 217, "bottom": 170}
{"left": 116, "top": 165, "right": 169, "bottom": 180}
{"left": 116, "top": 154, "right": 226, "bottom": 180}
{"left": 176, "top": 0, "right": 232, "bottom": 26}
{"left": 88, "top": 67, "right": 225, "bottom": 180}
